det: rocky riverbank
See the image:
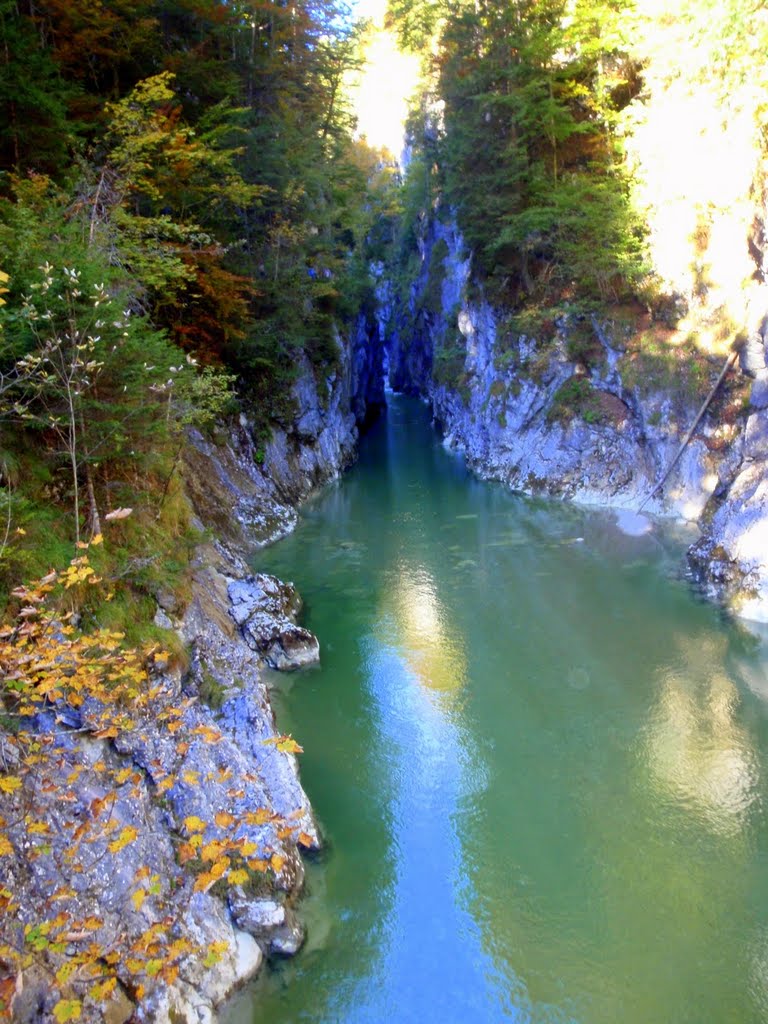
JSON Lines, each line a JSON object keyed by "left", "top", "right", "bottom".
{"left": 2, "top": 320, "right": 383, "bottom": 1023}
{"left": 380, "top": 215, "right": 768, "bottom": 624}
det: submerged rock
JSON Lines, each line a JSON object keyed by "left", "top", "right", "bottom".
{"left": 614, "top": 509, "right": 653, "bottom": 537}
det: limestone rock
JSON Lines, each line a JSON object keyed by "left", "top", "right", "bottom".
{"left": 1, "top": 308, "right": 382, "bottom": 1023}
{"left": 3, "top": 550, "right": 321, "bottom": 1023}
{"left": 740, "top": 331, "right": 767, "bottom": 377}
{"left": 154, "top": 605, "right": 174, "bottom": 630}
{"left": 750, "top": 375, "right": 768, "bottom": 410}
{"left": 229, "top": 893, "right": 287, "bottom": 933}
{"left": 689, "top": 411, "right": 768, "bottom": 622}
{"left": 155, "top": 587, "right": 179, "bottom": 613}
{"left": 382, "top": 211, "right": 768, "bottom": 621}
{"left": 228, "top": 574, "right": 302, "bottom": 623}
{"left": 228, "top": 575, "right": 320, "bottom": 670}
{"left": 261, "top": 350, "right": 362, "bottom": 506}
{"left": 386, "top": 218, "right": 724, "bottom": 520}
{"left": 269, "top": 921, "right": 306, "bottom": 958}
{"left": 182, "top": 425, "right": 298, "bottom": 563}
{"left": 227, "top": 892, "right": 306, "bottom": 957}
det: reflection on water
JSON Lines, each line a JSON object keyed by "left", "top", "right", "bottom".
{"left": 379, "top": 561, "right": 467, "bottom": 700}
{"left": 644, "top": 635, "right": 760, "bottom": 838}
{"left": 223, "top": 396, "right": 768, "bottom": 1024}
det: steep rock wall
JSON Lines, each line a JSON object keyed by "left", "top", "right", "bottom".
{"left": 689, "top": 401, "right": 768, "bottom": 622}
{"left": 142, "top": 313, "right": 386, "bottom": 1014}
{"left": 260, "top": 313, "right": 384, "bottom": 505}
{"left": 382, "top": 217, "right": 768, "bottom": 622}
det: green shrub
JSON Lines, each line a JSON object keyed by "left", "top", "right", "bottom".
{"left": 548, "top": 377, "right": 604, "bottom": 424}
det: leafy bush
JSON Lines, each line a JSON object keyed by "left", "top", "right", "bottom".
{"left": 548, "top": 377, "right": 605, "bottom": 424}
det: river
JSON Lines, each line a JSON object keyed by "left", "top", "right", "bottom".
{"left": 224, "top": 395, "right": 768, "bottom": 1024}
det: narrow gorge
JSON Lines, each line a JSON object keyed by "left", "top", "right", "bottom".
{"left": 3, "top": 1, "right": 768, "bottom": 1022}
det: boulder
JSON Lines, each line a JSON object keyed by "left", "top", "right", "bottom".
{"left": 228, "top": 575, "right": 320, "bottom": 670}
{"left": 228, "top": 893, "right": 306, "bottom": 958}
{"left": 750, "top": 374, "right": 768, "bottom": 410}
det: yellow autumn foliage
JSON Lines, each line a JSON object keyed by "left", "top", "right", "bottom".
{"left": 0, "top": 557, "right": 310, "bottom": 1016}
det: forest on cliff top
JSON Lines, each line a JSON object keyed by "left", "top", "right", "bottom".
{"left": 2, "top": 0, "right": 768, "bottom": 593}
{"left": 386, "top": 0, "right": 768, "bottom": 361}
{"left": 0, "top": 0, "right": 396, "bottom": 602}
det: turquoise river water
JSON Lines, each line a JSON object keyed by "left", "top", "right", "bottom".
{"left": 224, "top": 396, "right": 768, "bottom": 1024}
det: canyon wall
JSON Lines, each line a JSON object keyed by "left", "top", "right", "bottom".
{"left": 380, "top": 217, "right": 768, "bottom": 623}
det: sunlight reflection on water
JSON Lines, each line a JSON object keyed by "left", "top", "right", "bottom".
{"left": 377, "top": 560, "right": 468, "bottom": 701}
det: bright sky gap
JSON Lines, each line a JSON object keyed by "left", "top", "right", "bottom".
{"left": 349, "top": 0, "right": 421, "bottom": 157}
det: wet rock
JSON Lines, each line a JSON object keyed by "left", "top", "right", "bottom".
{"left": 269, "top": 918, "right": 306, "bottom": 957}
{"left": 264, "top": 624, "right": 319, "bottom": 670}
{"left": 242, "top": 616, "right": 319, "bottom": 671}
{"left": 227, "top": 893, "right": 306, "bottom": 957}
{"left": 183, "top": 315, "right": 382, "bottom": 557}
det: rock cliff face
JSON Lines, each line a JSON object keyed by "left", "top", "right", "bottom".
{"left": 7, "top": 541, "right": 318, "bottom": 1024}
{"left": 181, "top": 311, "right": 383, "bottom": 562}
{"left": 688, "top": 386, "right": 768, "bottom": 622}
{"left": 381, "top": 217, "right": 768, "bottom": 623}
{"left": 141, "top": 329, "right": 385, "bottom": 1016}
{"left": 261, "top": 316, "right": 385, "bottom": 506}
{"left": 3, "top": 316, "right": 384, "bottom": 1023}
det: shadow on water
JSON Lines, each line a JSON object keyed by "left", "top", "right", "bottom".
{"left": 223, "top": 396, "right": 768, "bottom": 1024}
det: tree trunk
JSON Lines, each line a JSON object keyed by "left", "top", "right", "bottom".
{"left": 84, "top": 458, "right": 101, "bottom": 538}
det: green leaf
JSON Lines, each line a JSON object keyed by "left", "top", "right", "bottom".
{"left": 53, "top": 1000, "right": 82, "bottom": 1023}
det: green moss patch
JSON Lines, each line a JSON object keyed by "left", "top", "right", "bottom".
{"left": 547, "top": 377, "right": 627, "bottom": 427}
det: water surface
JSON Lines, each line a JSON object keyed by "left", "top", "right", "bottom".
{"left": 225, "top": 396, "right": 768, "bottom": 1024}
